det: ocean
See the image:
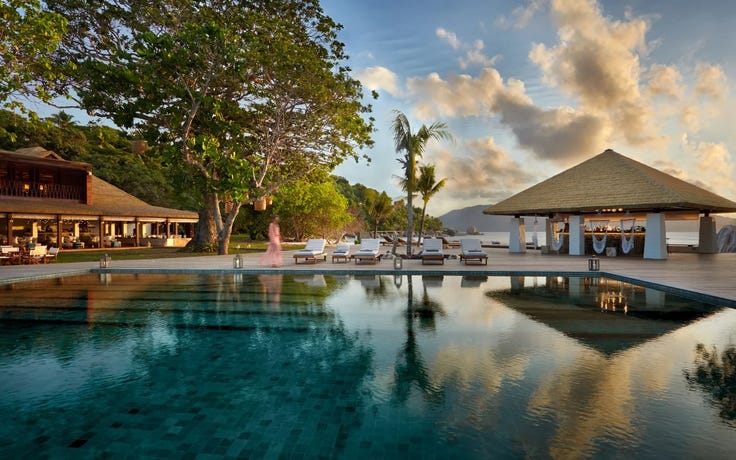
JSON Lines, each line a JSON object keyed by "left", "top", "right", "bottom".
{"left": 469, "top": 231, "right": 700, "bottom": 247}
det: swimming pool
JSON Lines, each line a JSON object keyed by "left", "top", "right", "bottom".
{"left": 1, "top": 273, "right": 734, "bottom": 458}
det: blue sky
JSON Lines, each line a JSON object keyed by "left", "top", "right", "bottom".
{"left": 325, "top": 0, "right": 736, "bottom": 215}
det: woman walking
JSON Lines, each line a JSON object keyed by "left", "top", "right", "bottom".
{"left": 260, "top": 215, "right": 282, "bottom": 267}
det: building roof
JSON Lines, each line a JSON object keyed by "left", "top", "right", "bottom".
{"left": 484, "top": 149, "right": 736, "bottom": 216}
{"left": 1, "top": 149, "right": 198, "bottom": 222}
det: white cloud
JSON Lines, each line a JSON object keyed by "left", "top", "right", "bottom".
{"left": 406, "top": 69, "right": 610, "bottom": 164}
{"left": 694, "top": 63, "right": 728, "bottom": 99}
{"left": 646, "top": 64, "right": 684, "bottom": 99}
{"left": 679, "top": 133, "right": 735, "bottom": 195}
{"left": 436, "top": 28, "right": 500, "bottom": 71}
{"left": 353, "top": 66, "right": 403, "bottom": 98}
{"left": 436, "top": 28, "right": 461, "bottom": 49}
{"left": 426, "top": 137, "right": 537, "bottom": 202}
{"left": 496, "top": 0, "right": 548, "bottom": 29}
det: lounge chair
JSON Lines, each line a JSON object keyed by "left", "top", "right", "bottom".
{"left": 331, "top": 243, "right": 351, "bottom": 263}
{"left": 293, "top": 239, "right": 327, "bottom": 264}
{"left": 420, "top": 238, "right": 444, "bottom": 265}
{"left": 459, "top": 239, "right": 488, "bottom": 265}
{"left": 352, "top": 238, "right": 382, "bottom": 264}
{"left": 45, "top": 247, "right": 60, "bottom": 263}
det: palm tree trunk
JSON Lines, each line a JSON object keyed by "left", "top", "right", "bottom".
{"left": 418, "top": 202, "right": 427, "bottom": 244}
{"left": 406, "top": 191, "right": 413, "bottom": 256}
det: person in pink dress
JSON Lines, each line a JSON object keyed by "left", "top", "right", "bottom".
{"left": 260, "top": 215, "right": 282, "bottom": 267}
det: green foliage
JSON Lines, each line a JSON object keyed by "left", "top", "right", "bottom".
{"left": 272, "top": 179, "right": 350, "bottom": 241}
{"left": 49, "top": 0, "right": 375, "bottom": 253}
{"left": 0, "top": 0, "right": 67, "bottom": 108}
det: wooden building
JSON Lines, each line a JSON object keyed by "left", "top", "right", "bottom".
{"left": 0, "top": 147, "right": 198, "bottom": 248}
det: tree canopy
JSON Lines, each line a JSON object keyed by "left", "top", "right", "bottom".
{"left": 47, "top": 0, "right": 375, "bottom": 253}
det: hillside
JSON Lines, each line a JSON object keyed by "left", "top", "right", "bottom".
{"left": 440, "top": 204, "right": 736, "bottom": 233}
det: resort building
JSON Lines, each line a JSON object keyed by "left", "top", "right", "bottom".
{"left": 484, "top": 149, "right": 736, "bottom": 259}
{"left": 0, "top": 147, "right": 198, "bottom": 248}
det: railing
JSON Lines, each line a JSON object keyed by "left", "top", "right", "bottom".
{"left": 0, "top": 180, "right": 84, "bottom": 201}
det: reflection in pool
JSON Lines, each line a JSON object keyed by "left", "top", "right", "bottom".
{"left": 0, "top": 274, "right": 734, "bottom": 458}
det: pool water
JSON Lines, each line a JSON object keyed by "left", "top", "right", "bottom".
{"left": 1, "top": 273, "right": 735, "bottom": 459}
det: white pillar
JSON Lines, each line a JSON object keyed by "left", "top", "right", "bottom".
{"left": 643, "top": 213, "right": 667, "bottom": 259}
{"left": 569, "top": 215, "right": 585, "bottom": 256}
{"left": 31, "top": 221, "right": 39, "bottom": 240}
{"left": 509, "top": 217, "right": 526, "bottom": 253}
{"left": 73, "top": 222, "right": 80, "bottom": 238}
{"left": 697, "top": 215, "right": 718, "bottom": 253}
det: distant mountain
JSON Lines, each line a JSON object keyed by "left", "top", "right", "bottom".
{"left": 440, "top": 204, "right": 736, "bottom": 233}
{"left": 439, "top": 204, "right": 512, "bottom": 232}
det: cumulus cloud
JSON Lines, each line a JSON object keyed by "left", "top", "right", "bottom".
{"left": 496, "top": 0, "right": 548, "bottom": 29}
{"left": 425, "top": 137, "right": 538, "bottom": 203}
{"left": 353, "top": 66, "right": 403, "bottom": 98}
{"left": 435, "top": 28, "right": 500, "bottom": 70}
{"left": 679, "top": 133, "right": 735, "bottom": 194}
{"left": 694, "top": 63, "right": 728, "bottom": 99}
{"left": 646, "top": 64, "right": 684, "bottom": 99}
{"left": 436, "top": 28, "right": 461, "bottom": 49}
{"left": 406, "top": 69, "right": 610, "bottom": 164}
{"left": 528, "top": 0, "right": 664, "bottom": 147}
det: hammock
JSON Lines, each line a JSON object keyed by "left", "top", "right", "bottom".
{"left": 620, "top": 218, "right": 636, "bottom": 254}
{"left": 591, "top": 220, "right": 608, "bottom": 254}
{"left": 531, "top": 217, "right": 539, "bottom": 249}
{"left": 550, "top": 221, "right": 565, "bottom": 251}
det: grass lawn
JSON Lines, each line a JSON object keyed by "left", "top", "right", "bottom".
{"left": 55, "top": 236, "right": 274, "bottom": 264}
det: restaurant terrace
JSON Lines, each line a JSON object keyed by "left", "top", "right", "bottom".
{"left": 0, "top": 147, "right": 198, "bottom": 249}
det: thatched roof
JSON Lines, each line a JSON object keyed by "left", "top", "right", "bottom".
{"left": 484, "top": 149, "right": 736, "bottom": 216}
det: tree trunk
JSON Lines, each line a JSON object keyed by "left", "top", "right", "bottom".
{"left": 418, "top": 202, "right": 427, "bottom": 244}
{"left": 406, "top": 191, "right": 413, "bottom": 256}
{"left": 189, "top": 206, "right": 217, "bottom": 250}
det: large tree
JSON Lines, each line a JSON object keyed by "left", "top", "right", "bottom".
{"left": 49, "top": 0, "right": 374, "bottom": 254}
{"left": 0, "top": 0, "right": 66, "bottom": 141}
{"left": 415, "top": 164, "right": 446, "bottom": 242}
{"left": 363, "top": 189, "right": 394, "bottom": 238}
{"left": 391, "top": 110, "right": 451, "bottom": 256}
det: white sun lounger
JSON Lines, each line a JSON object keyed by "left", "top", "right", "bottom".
{"left": 352, "top": 238, "right": 382, "bottom": 264}
{"left": 460, "top": 239, "right": 488, "bottom": 265}
{"left": 293, "top": 239, "right": 327, "bottom": 264}
{"left": 420, "top": 238, "right": 444, "bottom": 265}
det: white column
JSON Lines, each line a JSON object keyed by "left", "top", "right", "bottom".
{"left": 643, "top": 213, "right": 667, "bottom": 259}
{"left": 31, "top": 221, "right": 39, "bottom": 240}
{"left": 73, "top": 222, "right": 80, "bottom": 238}
{"left": 569, "top": 215, "right": 585, "bottom": 255}
{"left": 509, "top": 217, "right": 526, "bottom": 253}
{"left": 697, "top": 215, "right": 718, "bottom": 253}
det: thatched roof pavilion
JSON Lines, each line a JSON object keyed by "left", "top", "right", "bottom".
{"left": 483, "top": 149, "right": 736, "bottom": 259}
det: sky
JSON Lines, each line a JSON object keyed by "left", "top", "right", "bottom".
{"left": 324, "top": 0, "right": 736, "bottom": 216}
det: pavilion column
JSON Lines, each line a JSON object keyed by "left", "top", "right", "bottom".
{"left": 508, "top": 217, "right": 526, "bottom": 253}
{"left": 643, "top": 213, "right": 667, "bottom": 259}
{"left": 568, "top": 215, "right": 585, "bottom": 256}
{"left": 697, "top": 215, "right": 718, "bottom": 254}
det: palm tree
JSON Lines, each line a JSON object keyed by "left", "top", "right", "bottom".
{"left": 364, "top": 190, "right": 394, "bottom": 237}
{"left": 415, "top": 164, "right": 446, "bottom": 243}
{"left": 391, "top": 110, "right": 451, "bottom": 256}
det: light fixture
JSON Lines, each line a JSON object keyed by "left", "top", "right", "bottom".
{"left": 588, "top": 256, "right": 600, "bottom": 271}
{"left": 99, "top": 253, "right": 111, "bottom": 268}
{"left": 233, "top": 254, "right": 243, "bottom": 269}
{"left": 393, "top": 256, "right": 403, "bottom": 269}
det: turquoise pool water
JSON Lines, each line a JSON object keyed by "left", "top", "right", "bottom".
{"left": 0, "top": 273, "right": 735, "bottom": 459}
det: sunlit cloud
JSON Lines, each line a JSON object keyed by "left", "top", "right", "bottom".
{"left": 424, "top": 137, "right": 538, "bottom": 204}
{"left": 435, "top": 28, "right": 500, "bottom": 71}
{"left": 646, "top": 64, "right": 684, "bottom": 99}
{"left": 406, "top": 69, "right": 610, "bottom": 164}
{"left": 353, "top": 66, "right": 403, "bottom": 98}
{"left": 436, "top": 28, "right": 461, "bottom": 49}
{"left": 496, "top": 0, "right": 548, "bottom": 29}
{"left": 694, "top": 63, "right": 728, "bottom": 99}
